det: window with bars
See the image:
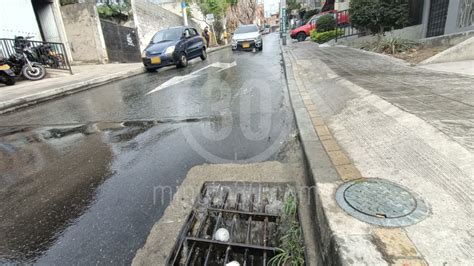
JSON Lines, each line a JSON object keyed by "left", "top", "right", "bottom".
{"left": 426, "top": 0, "right": 450, "bottom": 37}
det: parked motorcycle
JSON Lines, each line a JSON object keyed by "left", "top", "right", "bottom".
{"left": 7, "top": 36, "right": 46, "bottom": 81}
{"left": 31, "top": 43, "right": 63, "bottom": 68}
{"left": 0, "top": 50, "right": 15, "bottom": 86}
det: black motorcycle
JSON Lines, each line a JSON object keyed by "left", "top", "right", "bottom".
{"left": 7, "top": 36, "right": 46, "bottom": 81}
{"left": 0, "top": 50, "right": 15, "bottom": 86}
{"left": 31, "top": 43, "right": 63, "bottom": 68}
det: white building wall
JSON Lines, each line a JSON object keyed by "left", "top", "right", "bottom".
{"left": 0, "top": 0, "right": 42, "bottom": 40}
{"left": 155, "top": 1, "right": 207, "bottom": 30}
{"left": 36, "top": 2, "right": 61, "bottom": 42}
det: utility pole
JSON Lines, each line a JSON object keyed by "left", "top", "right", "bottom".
{"left": 281, "top": 0, "right": 287, "bottom": 45}
{"left": 181, "top": 1, "right": 188, "bottom": 26}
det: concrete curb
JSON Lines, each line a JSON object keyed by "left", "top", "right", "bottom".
{"left": 280, "top": 41, "right": 427, "bottom": 265}
{"left": 208, "top": 44, "right": 231, "bottom": 53}
{"left": 0, "top": 45, "right": 230, "bottom": 114}
{"left": 280, "top": 42, "right": 346, "bottom": 265}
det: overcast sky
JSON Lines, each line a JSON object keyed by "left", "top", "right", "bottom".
{"left": 264, "top": 0, "right": 279, "bottom": 17}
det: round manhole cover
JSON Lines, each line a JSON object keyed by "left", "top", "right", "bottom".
{"left": 336, "top": 179, "right": 429, "bottom": 227}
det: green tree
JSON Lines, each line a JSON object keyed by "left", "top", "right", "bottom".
{"left": 97, "top": 0, "right": 133, "bottom": 24}
{"left": 286, "top": 0, "right": 301, "bottom": 17}
{"left": 59, "top": 0, "right": 78, "bottom": 5}
{"left": 350, "top": 0, "right": 409, "bottom": 36}
{"left": 197, "top": 0, "right": 232, "bottom": 20}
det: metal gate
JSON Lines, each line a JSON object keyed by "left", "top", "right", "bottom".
{"left": 100, "top": 20, "right": 141, "bottom": 63}
{"left": 426, "top": 0, "right": 450, "bottom": 37}
{"left": 335, "top": 10, "right": 366, "bottom": 42}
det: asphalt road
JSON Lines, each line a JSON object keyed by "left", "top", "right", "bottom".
{"left": 0, "top": 33, "right": 299, "bottom": 264}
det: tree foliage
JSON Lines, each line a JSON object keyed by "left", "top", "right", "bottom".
{"left": 197, "top": 0, "right": 235, "bottom": 20}
{"left": 97, "top": 0, "right": 133, "bottom": 24}
{"left": 286, "top": 0, "right": 301, "bottom": 18}
{"left": 316, "top": 14, "right": 336, "bottom": 32}
{"left": 59, "top": 0, "right": 79, "bottom": 5}
{"left": 350, "top": 0, "right": 409, "bottom": 35}
{"left": 303, "top": 9, "right": 319, "bottom": 21}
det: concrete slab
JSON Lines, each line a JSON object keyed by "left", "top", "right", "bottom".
{"left": 418, "top": 60, "right": 474, "bottom": 76}
{"left": 420, "top": 37, "right": 474, "bottom": 64}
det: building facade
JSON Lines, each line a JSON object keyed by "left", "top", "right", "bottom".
{"left": 0, "top": 0, "right": 73, "bottom": 61}
{"left": 422, "top": 0, "right": 474, "bottom": 37}
{"left": 314, "top": 0, "right": 473, "bottom": 38}
{"left": 0, "top": 0, "right": 70, "bottom": 43}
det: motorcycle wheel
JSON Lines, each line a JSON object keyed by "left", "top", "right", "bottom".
{"left": 22, "top": 63, "right": 46, "bottom": 81}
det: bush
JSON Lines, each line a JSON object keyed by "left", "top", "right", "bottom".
{"left": 97, "top": 0, "right": 132, "bottom": 24}
{"left": 316, "top": 14, "right": 336, "bottom": 32}
{"left": 362, "top": 36, "right": 418, "bottom": 54}
{"left": 350, "top": 0, "right": 409, "bottom": 35}
{"left": 59, "top": 0, "right": 78, "bottom": 5}
{"left": 310, "top": 29, "right": 343, "bottom": 43}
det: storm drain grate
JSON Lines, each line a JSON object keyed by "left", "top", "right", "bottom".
{"left": 336, "top": 179, "right": 429, "bottom": 227}
{"left": 167, "top": 182, "right": 302, "bottom": 265}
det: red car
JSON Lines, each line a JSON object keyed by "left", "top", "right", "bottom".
{"left": 290, "top": 10, "right": 349, "bottom": 42}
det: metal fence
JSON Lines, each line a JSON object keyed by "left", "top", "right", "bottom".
{"left": 335, "top": 9, "right": 366, "bottom": 42}
{"left": 0, "top": 38, "right": 72, "bottom": 74}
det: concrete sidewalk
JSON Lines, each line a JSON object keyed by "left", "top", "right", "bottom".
{"left": 0, "top": 63, "right": 144, "bottom": 114}
{"left": 282, "top": 39, "right": 473, "bottom": 264}
{"left": 0, "top": 45, "right": 230, "bottom": 114}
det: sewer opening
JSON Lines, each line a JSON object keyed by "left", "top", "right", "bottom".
{"left": 167, "top": 182, "right": 304, "bottom": 265}
{"left": 336, "top": 178, "right": 429, "bottom": 227}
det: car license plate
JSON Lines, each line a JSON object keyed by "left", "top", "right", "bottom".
{"left": 151, "top": 57, "right": 161, "bottom": 64}
{"left": 242, "top": 42, "right": 250, "bottom": 48}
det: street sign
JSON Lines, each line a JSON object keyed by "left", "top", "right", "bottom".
{"left": 206, "top": 13, "right": 215, "bottom": 23}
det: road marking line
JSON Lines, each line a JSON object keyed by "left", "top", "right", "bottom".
{"left": 146, "top": 61, "right": 237, "bottom": 95}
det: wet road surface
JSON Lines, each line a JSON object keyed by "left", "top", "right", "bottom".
{"left": 0, "top": 33, "right": 299, "bottom": 264}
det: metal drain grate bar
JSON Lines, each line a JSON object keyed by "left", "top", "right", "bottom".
{"left": 203, "top": 191, "right": 230, "bottom": 265}
{"left": 186, "top": 237, "right": 277, "bottom": 253}
{"left": 223, "top": 193, "right": 242, "bottom": 264}
{"left": 263, "top": 217, "right": 269, "bottom": 265}
{"left": 167, "top": 182, "right": 301, "bottom": 265}
{"left": 243, "top": 194, "right": 255, "bottom": 264}
{"left": 207, "top": 208, "right": 280, "bottom": 222}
